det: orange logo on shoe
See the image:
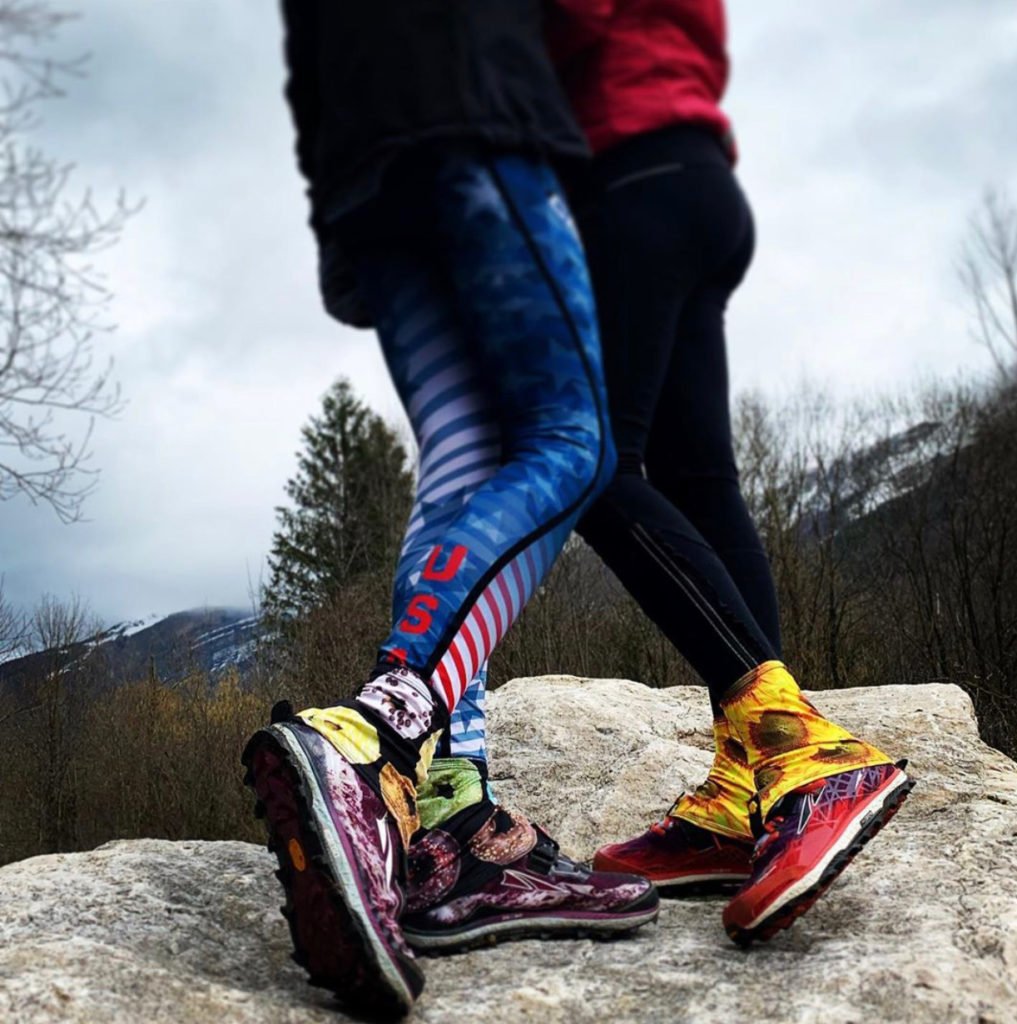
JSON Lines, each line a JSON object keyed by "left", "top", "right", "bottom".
{"left": 288, "top": 838, "right": 307, "bottom": 872}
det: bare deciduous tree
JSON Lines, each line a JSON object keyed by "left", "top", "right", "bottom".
{"left": 0, "top": 574, "right": 25, "bottom": 661}
{"left": 958, "top": 187, "right": 1017, "bottom": 382}
{"left": 29, "top": 593, "right": 100, "bottom": 851}
{"left": 0, "top": 2, "right": 132, "bottom": 522}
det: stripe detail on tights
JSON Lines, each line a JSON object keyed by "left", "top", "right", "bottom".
{"left": 630, "top": 523, "right": 757, "bottom": 671}
{"left": 432, "top": 533, "right": 557, "bottom": 709}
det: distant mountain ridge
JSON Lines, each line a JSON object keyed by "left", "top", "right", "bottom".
{"left": 800, "top": 421, "right": 943, "bottom": 528}
{"left": 0, "top": 423, "right": 953, "bottom": 695}
{"left": 0, "top": 608, "right": 261, "bottom": 692}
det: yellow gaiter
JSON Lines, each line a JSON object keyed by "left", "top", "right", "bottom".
{"left": 720, "top": 661, "right": 892, "bottom": 820}
{"left": 671, "top": 716, "right": 755, "bottom": 841}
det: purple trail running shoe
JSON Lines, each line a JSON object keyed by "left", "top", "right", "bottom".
{"left": 402, "top": 804, "right": 659, "bottom": 954}
{"left": 242, "top": 714, "right": 422, "bottom": 1018}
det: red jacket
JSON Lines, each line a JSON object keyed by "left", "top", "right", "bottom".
{"left": 547, "top": 0, "right": 734, "bottom": 158}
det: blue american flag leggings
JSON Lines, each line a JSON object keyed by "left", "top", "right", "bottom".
{"left": 348, "top": 151, "right": 615, "bottom": 761}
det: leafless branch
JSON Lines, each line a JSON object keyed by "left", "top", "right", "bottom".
{"left": 957, "top": 187, "right": 1017, "bottom": 382}
{"left": 0, "top": 3, "right": 135, "bottom": 522}
{"left": 0, "top": 574, "right": 27, "bottom": 660}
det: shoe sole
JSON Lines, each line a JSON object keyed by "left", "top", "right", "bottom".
{"left": 242, "top": 725, "right": 421, "bottom": 1018}
{"left": 656, "top": 873, "right": 751, "bottom": 898}
{"left": 592, "top": 855, "right": 752, "bottom": 898}
{"left": 726, "top": 767, "right": 915, "bottom": 947}
{"left": 403, "top": 892, "right": 660, "bottom": 956}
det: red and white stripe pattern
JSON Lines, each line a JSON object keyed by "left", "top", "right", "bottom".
{"left": 428, "top": 537, "right": 552, "bottom": 711}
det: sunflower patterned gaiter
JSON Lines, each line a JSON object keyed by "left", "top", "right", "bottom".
{"left": 671, "top": 716, "right": 755, "bottom": 840}
{"left": 720, "top": 661, "right": 892, "bottom": 819}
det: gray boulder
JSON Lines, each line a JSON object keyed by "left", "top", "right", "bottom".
{"left": 1, "top": 678, "right": 1015, "bottom": 1023}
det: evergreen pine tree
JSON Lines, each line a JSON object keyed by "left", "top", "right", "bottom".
{"left": 264, "top": 379, "right": 413, "bottom": 619}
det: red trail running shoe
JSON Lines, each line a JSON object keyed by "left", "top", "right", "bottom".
{"left": 593, "top": 817, "right": 754, "bottom": 895}
{"left": 723, "top": 761, "right": 914, "bottom": 946}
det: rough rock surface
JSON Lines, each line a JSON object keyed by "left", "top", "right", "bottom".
{"left": 2, "top": 679, "right": 1016, "bottom": 1023}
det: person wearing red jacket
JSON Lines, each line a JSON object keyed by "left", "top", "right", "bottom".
{"left": 563, "top": 0, "right": 912, "bottom": 945}
{"left": 435, "top": 0, "right": 914, "bottom": 948}
{"left": 550, "top": 0, "right": 735, "bottom": 158}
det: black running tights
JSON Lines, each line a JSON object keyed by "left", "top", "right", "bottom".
{"left": 574, "top": 125, "right": 782, "bottom": 710}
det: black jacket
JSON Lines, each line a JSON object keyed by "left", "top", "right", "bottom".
{"left": 280, "top": 0, "right": 590, "bottom": 236}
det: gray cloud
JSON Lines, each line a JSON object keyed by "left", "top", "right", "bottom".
{"left": 1, "top": 0, "right": 1014, "bottom": 623}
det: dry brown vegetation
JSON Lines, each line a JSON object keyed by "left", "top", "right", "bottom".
{"left": 1, "top": 376, "right": 1015, "bottom": 868}
{"left": 737, "top": 379, "right": 1017, "bottom": 757}
{"left": 0, "top": 667, "right": 271, "bottom": 866}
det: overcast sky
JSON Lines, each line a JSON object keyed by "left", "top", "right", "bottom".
{"left": 1, "top": 0, "right": 1014, "bottom": 625}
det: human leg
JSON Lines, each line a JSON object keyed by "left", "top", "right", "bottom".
{"left": 299, "top": 148, "right": 616, "bottom": 793}
{"left": 571, "top": 132, "right": 911, "bottom": 925}
{"left": 574, "top": 148, "right": 778, "bottom": 709}
{"left": 643, "top": 247, "right": 782, "bottom": 658}
{"left": 245, "top": 149, "right": 651, "bottom": 1012}
{"left": 571, "top": 151, "right": 769, "bottom": 885}
{"left": 382, "top": 152, "right": 652, "bottom": 950}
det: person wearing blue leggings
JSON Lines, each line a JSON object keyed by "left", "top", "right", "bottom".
{"left": 243, "top": 3, "right": 659, "bottom": 1017}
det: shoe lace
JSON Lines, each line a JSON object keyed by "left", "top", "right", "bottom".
{"left": 649, "top": 816, "right": 677, "bottom": 837}
{"left": 529, "top": 830, "right": 560, "bottom": 872}
{"left": 752, "top": 815, "right": 785, "bottom": 861}
{"left": 649, "top": 794, "right": 691, "bottom": 836}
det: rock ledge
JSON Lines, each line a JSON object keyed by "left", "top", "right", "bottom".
{"left": 2, "top": 679, "right": 1016, "bottom": 1023}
